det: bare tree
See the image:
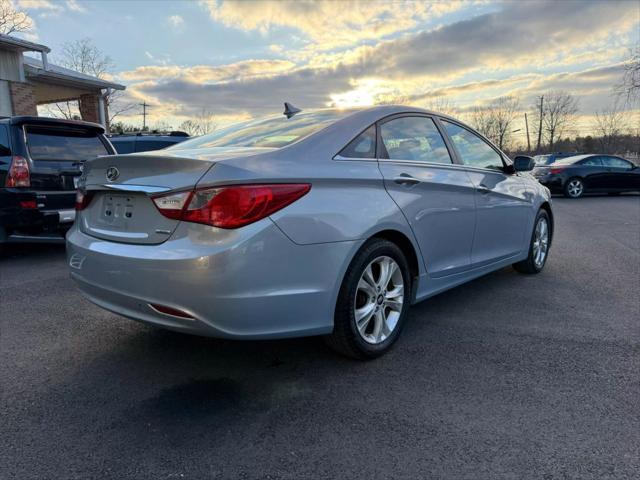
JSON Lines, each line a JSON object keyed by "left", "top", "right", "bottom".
{"left": 424, "top": 97, "right": 458, "bottom": 116}
{"left": 178, "top": 109, "right": 217, "bottom": 136}
{"left": 0, "top": 0, "right": 32, "bottom": 35}
{"left": 59, "top": 38, "right": 113, "bottom": 78}
{"left": 537, "top": 91, "right": 579, "bottom": 150}
{"left": 593, "top": 101, "right": 629, "bottom": 153}
{"left": 47, "top": 38, "right": 134, "bottom": 125}
{"left": 469, "top": 96, "right": 520, "bottom": 150}
{"left": 616, "top": 46, "right": 640, "bottom": 106}
{"left": 469, "top": 106, "right": 497, "bottom": 142}
{"left": 493, "top": 97, "right": 520, "bottom": 151}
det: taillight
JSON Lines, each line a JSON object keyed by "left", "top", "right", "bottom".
{"left": 152, "top": 184, "right": 311, "bottom": 229}
{"left": 549, "top": 168, "right": 565, "bottom": 174}
{"left": 150, "top": 191, "right": 192, "bottom": 220}
{"left": 75, "top": 190, "right": 94, "bottom": 211}
{"left": 5, "top": 155, "right": 30, "bottom": 187}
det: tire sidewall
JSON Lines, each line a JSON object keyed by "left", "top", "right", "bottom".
{"left": 527, "top": 210, "right": 550, "bottom": 273}
{"left": 340, "top": 240, "right": 411, "bottom": 357}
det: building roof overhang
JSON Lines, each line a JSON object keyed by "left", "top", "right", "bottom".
{"left": 0, "top": 33, "right": 50, "bottom": 53}
{"left": 23, "top": 56, "right": 125, "bottom": 91}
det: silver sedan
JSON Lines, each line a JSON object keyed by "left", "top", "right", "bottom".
{"left": 67, "top": 105, "right": 553, "bottom": 358}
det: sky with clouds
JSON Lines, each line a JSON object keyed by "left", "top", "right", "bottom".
{"left": 11, "top": 0, "right": 640, "bottom": 140}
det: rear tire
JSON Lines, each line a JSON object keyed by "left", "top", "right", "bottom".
{"left": 564, "top": 178, "right": 584, "bottom": 198}
{"left": 513, "top": 209, "right": 551, "bottom": 274}
{"left": 326, "top": 238, "right": 411, "bottom": 359}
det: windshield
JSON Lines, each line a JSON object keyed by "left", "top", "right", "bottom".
{"left": 26, "top": 126, "right": 109, "bottom": 161}
{"left": 170, "top": 110, "right": 352, "bottom": 150}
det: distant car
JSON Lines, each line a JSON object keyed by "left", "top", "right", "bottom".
{"left": 533, "top": 152, "right": 583, "bottom": 167}
{"left": 67, "top": 105, "right": 553, "bottom": 359}
{"left": 108, "top": 132, "right": 189, "bottom": 154}
{"left": 532, "top": 154, "right": 640, "bottom": 198}
{"left": 1, "top": 116, "right": 115, "bottom": 247}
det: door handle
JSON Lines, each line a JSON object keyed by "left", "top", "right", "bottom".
{"left": 476, "top": 184, "right": 491, "bottom": 194}
{"left": 393, "top": 174, "right": 421, "bottom": 185}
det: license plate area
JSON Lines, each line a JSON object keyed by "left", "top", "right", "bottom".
{"left": 101, "top": 194, "right": 135, "bottom": 227}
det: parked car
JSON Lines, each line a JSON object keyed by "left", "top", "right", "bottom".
{"left": 533, "top": 152, "right": 583, "bottom": 167}
{"left": 67, "top": 105, "right": 553, "bottom": 359}
{"left": 532, "top": 154, "right": 640, "bottom": 198}
{"left": 1, "top": 116, "right": 115, "bottom": 247}
{"left": 108, "top": 131, "right": 189, "bottom": 154}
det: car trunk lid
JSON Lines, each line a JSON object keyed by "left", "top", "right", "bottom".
{"left": 78, "top": 148, "right": 268, "bottom": 245}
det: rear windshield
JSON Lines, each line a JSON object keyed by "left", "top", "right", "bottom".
{"left": 170, "top": 110, "right": 351, "bottom": 150}
{"left": 534, "top": 155, "right": 551, "bottom": 166}
{"left": 25, "top": 126, "right": 109, "bottom": 161}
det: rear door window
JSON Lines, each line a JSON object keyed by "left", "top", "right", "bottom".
{"left": 601, "top": 156, "right": 633, "bottom": 169}
{"left": 580, "top": 157, "right": 603, "bottom": 166}
{"left": 380, "top": 116, "right": 452, "bottom": 164}
{"left": 0, "top": 125, "right": 10, "bottom": 156}
{"left": 25, "top": 126, "right": 109, "bottom": 161}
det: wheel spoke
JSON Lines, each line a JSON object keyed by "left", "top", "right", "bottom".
{"left": 385, "top": 298, "right": 403, "bottom": 312}
{"left": 357, "top": 277, "right": 376, "bottom": 297}
{"left": 385, "top": 284, "right": 404, "bottom": 300}
{"left": 372, "top": 310, "right": 384, "bottom": 342}
{"left": 363, "top": 264, "right": 376, "bottom": 289}
{"left": 376, "top": 258, "right": 391, "bottom": 289}
{"left": 356, "top": 304, "right": 375, "bottom": 334}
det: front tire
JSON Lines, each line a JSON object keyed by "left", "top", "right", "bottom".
{"left": 513, "top": 209, "right": 551, "bottom": 274}
{"left": 564, "top": 177, "right": 584, "bottom": 198}
{"left": 326, "top": 238, "right": 411, "bottom": 359}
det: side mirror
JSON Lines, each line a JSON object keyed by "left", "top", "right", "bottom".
{"left": 513, "top": 155, "right": 535, "bottom": 172}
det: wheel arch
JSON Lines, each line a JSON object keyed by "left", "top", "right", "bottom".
{"left": 539, "top": 201, "right": 554, "bottom": 245}
{"left": 369, "top": 229, "right": 420, "bottom": 280}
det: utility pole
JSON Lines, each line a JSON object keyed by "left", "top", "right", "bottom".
{"left": 535, "top": 96, "right": 543, "bottom": 153}
{"left": 524, "top": 112, "right": 531, "bottom": 152}
{"left": 140, "top": 102, "right": 149, "bottom": 131}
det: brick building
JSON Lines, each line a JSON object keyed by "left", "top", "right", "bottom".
{"left": 0, "top": 33, "right": 124, "bottom": 129}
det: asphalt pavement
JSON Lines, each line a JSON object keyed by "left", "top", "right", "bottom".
{"left": 1, "top": 195, "right": 639, "bottom": 479}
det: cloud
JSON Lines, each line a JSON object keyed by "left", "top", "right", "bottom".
{"left": 199, "top": 0, "right": 468, "bottom": 51}
{"left": 167, "top": 14, "right": 184, "bottom": 29}
{"left": 17, "top": 0, "right": 62, "bottom": 11}
{"left": 65, "top": 0, "right": 87, "bottom": 13}
{"left": 119, "top": 59, "right": 296, "bottom": 83}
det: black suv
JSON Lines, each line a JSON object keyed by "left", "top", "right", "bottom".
{"left": 107, "top": 131, "right": 189, "bottom": 154}
{"left": 0, "top": 116, "right": 115, "bottom": 246}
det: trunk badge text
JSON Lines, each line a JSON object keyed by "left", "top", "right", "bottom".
{"left": 106, "top": 167, "right": 120, "bottom": 182}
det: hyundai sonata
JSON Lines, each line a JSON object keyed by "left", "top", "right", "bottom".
{"left": 67, "top": 105, "right": 553, "bottom": 358}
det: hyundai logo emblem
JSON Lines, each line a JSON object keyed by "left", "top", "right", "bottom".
{"left": 106, "top": 167, "right": 120, "bottom": 182}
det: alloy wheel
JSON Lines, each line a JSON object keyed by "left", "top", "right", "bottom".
{"left": 567, "top": 179, "right": 583, "bottom": 197}
{"left": 354, "top": 256, "right": 404, "bottom": 344}
{"left": 532, "top": 217, "right": 549, "bottom": 268}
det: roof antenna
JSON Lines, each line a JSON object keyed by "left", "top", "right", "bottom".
{"left": 283, "top": 102, "right": 302, "bottom": 119}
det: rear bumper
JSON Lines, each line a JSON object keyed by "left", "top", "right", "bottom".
{"left": 0, "top": 189, "right": 76, "bottom": 242}
{"left": 66, "top": 218, "right": 357, "bottom": 339}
